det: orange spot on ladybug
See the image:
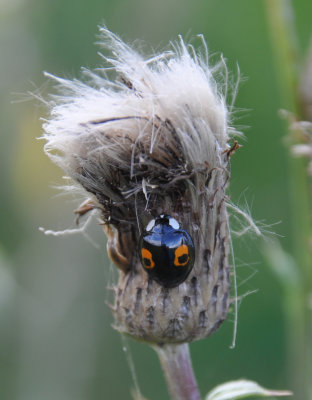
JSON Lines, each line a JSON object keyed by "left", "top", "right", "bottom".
{"left": 141, "top": 248, "right": 155, "bottom": 269}
{"left": 174, "top": 244, "right": 190, "bottom": 267}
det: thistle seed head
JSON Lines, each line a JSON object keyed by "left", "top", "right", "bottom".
{"left": 42, "top": 28, "right": 240, "bottom": 344}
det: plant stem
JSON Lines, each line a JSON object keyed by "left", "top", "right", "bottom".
{"left": 264, "top": 1, "right": 312, "bottom": 398}
{"left": 153, "top": 343, "right": 201, "bottom": 400}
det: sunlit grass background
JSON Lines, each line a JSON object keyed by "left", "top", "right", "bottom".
{"left": 1, "top": 0, "right": 311, "bottom": 399}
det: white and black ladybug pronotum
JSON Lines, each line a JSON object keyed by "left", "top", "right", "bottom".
{"left": 139, "top": 214, "right": 195, "bottom": 288}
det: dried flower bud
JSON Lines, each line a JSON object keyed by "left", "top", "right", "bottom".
{"left": 42, "top": 28, "right": 240, "bottom": 344}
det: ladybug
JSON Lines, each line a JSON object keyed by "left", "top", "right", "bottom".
{"left": 139, "top": 214, "right": 195, "bottom": 288}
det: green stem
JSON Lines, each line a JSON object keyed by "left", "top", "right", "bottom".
{"left": 265, "top": 0, "right": 301, "bottom": 110}
{"left": 153, "top": 343, "right": 201, "bottom": 400}
{"left": 264, "top": 1, "right": 312, "bottom": 398}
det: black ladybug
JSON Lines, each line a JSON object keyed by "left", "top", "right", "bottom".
{"left": 139, "top": 215, "right": 195, "bottom": 288}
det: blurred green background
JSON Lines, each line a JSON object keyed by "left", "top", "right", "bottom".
{"left": 1, "top": 0, "right": 311, "bottom": 399}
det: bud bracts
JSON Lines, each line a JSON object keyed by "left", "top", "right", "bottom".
{"left": 43, "top": 28, "right": 238, "bottom": 344}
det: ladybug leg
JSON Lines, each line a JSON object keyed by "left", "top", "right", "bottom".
{"left": 104, "top": 224, "right": 131, "bottom": 273}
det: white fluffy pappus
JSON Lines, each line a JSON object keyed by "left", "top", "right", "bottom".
{"left": 42, "top": 28, "right": 238, "bottom": 206}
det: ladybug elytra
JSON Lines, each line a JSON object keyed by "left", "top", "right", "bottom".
{"left": 139, "top": 215, "right": 195, "bottom": 288}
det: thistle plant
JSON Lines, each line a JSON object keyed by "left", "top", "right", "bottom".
{"left": 41, "top": 27, "right": 291, "bottom": 400}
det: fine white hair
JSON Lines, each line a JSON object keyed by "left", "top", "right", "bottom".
{"left": 42, "top": 27, "right": 238, "bottom": 210}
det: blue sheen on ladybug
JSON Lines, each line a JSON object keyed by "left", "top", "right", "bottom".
{"left": 139, "top": 215, "right": 195, "bottom": 288}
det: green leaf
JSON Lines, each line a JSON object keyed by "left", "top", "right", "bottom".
{"left": 206, "top": 379, "right": 292, "bottom": 400}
